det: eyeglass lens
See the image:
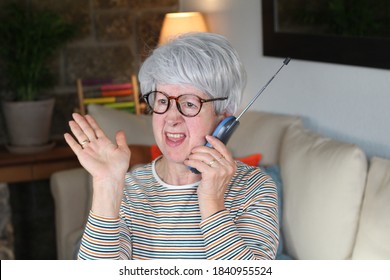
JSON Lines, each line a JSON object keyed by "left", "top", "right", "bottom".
{"left": 148, "top": 91, "right": 202, "bottom": 117}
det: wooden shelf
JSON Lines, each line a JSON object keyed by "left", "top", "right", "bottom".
{"left": 0, "top": 144, "right": 80, "bottom": 183}
{"left": 0, "top": 143, "right": 154, "bottom": 184}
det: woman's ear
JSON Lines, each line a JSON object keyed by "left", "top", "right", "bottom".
{"left": 218, "top": 111, "right": 231, "bottom": 122}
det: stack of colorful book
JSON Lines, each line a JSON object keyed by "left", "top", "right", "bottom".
{"left": 81, "top": 81, "right": 136, "bottom": 113}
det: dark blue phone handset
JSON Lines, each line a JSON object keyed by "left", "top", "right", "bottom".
{"left": 207, "top": 116, "right": 239, "bottom": 147}
{"left": 190, "top": 57, "right": 291, "bottom": 174}
{"left": 189, "top": 116, "right": 238, "bottom": 174}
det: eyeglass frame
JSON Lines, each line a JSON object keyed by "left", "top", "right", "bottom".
{"left": 142, "top": 90, "right": 228, "bottom": 117}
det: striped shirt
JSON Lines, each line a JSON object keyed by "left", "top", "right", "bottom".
{"left": 78, "top": 160, "right": 279, "bottom": 260}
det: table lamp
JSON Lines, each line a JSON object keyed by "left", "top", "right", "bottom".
{"left": 159, "top": 12, "right": 208, "bottom": 45}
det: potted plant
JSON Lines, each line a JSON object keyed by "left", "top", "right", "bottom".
{"left": 0, "top": 1, "right": 77, "bottom": 153}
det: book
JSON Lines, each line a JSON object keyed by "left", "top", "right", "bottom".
{"left": 101, "top": 83, "right": 133, "bottom": 91}
{"left": 83, "top": 97, "right": 115, "bottom": 104}
{"left": 104, "top": 101, "right": 135, "bottom": 109}
{"left": 83, "top": 95, "right": 133, "bottom": 104}
{"left": 82, "top": 85, "right": 133, "bottom": 98}
{"left": 101, "top": 88, "right": 133, "bottom": 97}
{"left": 77, "top": 77, "right": 140, "bottom": 115}
{"left": 82, "top": 89, "right": 133, "bottom": 98}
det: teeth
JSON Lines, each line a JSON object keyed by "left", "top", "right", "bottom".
{"left": 166, "top": 133, "right": 184, "bottom": 139}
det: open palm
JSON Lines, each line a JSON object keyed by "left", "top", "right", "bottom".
{"left": 64, "top": 113, "right": 131, "bottom": 182}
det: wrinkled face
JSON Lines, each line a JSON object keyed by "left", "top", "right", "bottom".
{"left": 152, "top": 84, "right": 225, "bottom": 164}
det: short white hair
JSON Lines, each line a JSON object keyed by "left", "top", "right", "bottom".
{"left": 138, "top": 32, "right": 246, "bottom": 115}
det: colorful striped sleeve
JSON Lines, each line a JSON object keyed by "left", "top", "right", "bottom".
{"left": 78, "top": 210, "right": 134, "bottom": 260}
{"left": 199, "top": 167, "right": 279, "bottom": 260}
{"left": 78, "top": 211, "right": 121, "bottom": 259}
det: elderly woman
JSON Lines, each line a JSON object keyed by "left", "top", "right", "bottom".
{"left": 65, "top": 32, "right": 279, "bottom": 260}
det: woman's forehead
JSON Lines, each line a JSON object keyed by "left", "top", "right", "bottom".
{"left": 156, "top": 84, "right": 208, "bottom": 98}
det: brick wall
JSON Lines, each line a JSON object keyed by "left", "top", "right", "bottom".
{"left": 0, "top": 0, "right": 179, "bottom": 143}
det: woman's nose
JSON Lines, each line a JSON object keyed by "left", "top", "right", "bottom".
{"left": 165, "top": 100, "right": 182, "bottom": 122}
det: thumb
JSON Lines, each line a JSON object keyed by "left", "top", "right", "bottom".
{"left": 115, "top": 130, "right": 128, "bottom": 148}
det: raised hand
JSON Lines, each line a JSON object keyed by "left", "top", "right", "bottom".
{"left": 64, "top": 113, "right": 131, "bottom": 217}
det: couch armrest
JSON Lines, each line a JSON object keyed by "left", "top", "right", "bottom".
{"left": 50, "top": 144, "right": 152, "bottom": 259}
{"left": 50, "top": 168, "right": 91, "bottom": 260}
{"left": 352, "top": 157, "right": 390, "bottom": 259}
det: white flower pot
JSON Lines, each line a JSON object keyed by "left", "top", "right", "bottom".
{"left": 2, "top": 98, "right": 55, "bottom": 152}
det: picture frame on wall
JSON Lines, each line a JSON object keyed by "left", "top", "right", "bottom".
{"left": 262, "top": 0, "right": 390, "bottom": 70}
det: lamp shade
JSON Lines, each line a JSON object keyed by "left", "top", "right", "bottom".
{"left": 159, "top": 12, "right": 208, "bottom": 45}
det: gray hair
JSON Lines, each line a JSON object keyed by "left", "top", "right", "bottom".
{"left": 138, "top": 32, "right": 246, "bottom": 115}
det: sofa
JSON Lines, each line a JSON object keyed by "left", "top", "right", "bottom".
{"left": 50, "top": 104, "right": 390, "bottom": 260}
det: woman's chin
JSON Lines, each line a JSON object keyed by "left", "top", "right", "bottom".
{"left": 162, "top": 152, "right": 188, "bottom": 165}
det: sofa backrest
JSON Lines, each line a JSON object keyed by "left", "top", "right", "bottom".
{"left": 228, "top": 111, "right": 302, "bottom": 165}
{"left": 88, "top": 104, "right": 155, "bottom": 145}
{"left": 280, "top": 124, "right": 368, "bottom": 259}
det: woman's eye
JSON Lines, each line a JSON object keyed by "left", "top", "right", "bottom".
{"left": 186, "top": 102, "right": 195, "bottom": 108}
{"left": 182, "top": 101, "right": 198, "bottom": 109}
{"left": 157, "top": 98, "right": 168, "bottom": 105}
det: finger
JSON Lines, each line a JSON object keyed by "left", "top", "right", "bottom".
{"left": 190, "top": 145, "right": 227, "bottom": 166}
{"left": 85, "top": 114, "right": 107, "bottom": 139}
{"left": 184, "top": 158, "right": 209, "bottom": 174}
{"left": 187, "top": 152, "right": 219, "bottom": 171}
{"left": 115, "top": 130, "right": 128, "bottom": 149}
{"left": 205, "top": 135, "right": 234, "bottom": 161}
{"left": 64, "top": 132, "right": 83, "bottom": 156}
{"left": 206, "top": 158, "right": 219, "bottom": 168}
{"left": 68, "top": 120, "right": 91, "bottom": 145}
{"left": 204, "top": 135, "right": 228, "bottom": 153}
{"left": 72, "top": 113, "right": 98, "bottom": 141}
{"left": 187, "top": 150, "right": 212, "bottom": 164}
{"left": 190, "top": 146, "right": 235, "bottom": 176}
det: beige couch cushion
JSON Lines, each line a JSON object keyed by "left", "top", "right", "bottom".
{"left": 352, "top": 157, "right": 390, "bottom": 259}
{"left": 228, "top": 111, "right": 301, "bottom": 165}
{"left": 87, "top": 104, "right": 155, "bottom": 145}
{"left": 280, "top": 124, "right": 367, "bottom": 259}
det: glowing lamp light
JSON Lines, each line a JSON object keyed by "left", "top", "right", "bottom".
{"left": 159, "top": 12, "right": 208, "bottom": 45}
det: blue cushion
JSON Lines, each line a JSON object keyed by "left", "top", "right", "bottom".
{"left": 262, "top": 164, "right": 292, "bottom": 260}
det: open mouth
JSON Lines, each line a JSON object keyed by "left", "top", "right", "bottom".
{"left": 165, "top": 132, "right": 186, "bottom": 146}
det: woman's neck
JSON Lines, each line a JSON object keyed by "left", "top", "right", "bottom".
{"left": 155, "top": 156, "right": 201, "bottom": 185}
